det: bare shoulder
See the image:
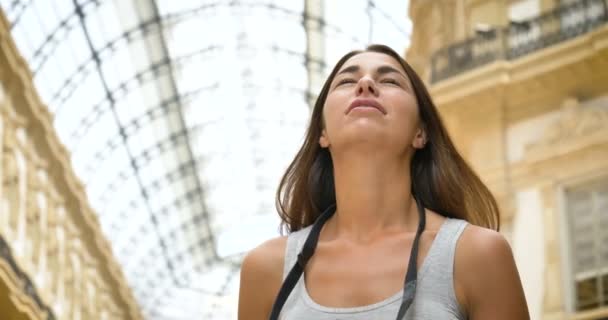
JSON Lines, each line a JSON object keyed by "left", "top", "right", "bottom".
{"left": 458, "top": 224, "right": 511, "bottom": 259}
{"left": 455, "top": 224, "right": 515, "bottom": 288}
{"left": 454, "top": 224, "right": 529, "bottom": 319}
{"left": 241, "top": 235, "right": 288, "bottom": 278}
{"left": 238, "top": 236, "right": 288, "bottom": 320}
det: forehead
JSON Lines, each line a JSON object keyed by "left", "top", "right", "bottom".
{"left": 338, "top": 52, "right": 405, "bottom": 73}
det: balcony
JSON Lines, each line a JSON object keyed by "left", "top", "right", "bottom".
{"left": 431, "top": 0, "right": 608, "bottom": 83}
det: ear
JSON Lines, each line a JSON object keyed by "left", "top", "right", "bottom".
{"left": 412, "top": 127, "right": 427, "bottom": 149}
{"left": 319, "top": 129, "right": 330, "bottom": 148}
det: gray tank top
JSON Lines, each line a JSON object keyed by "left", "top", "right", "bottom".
{"left": 279, "top": 218, "right": 468, "bottom": 320}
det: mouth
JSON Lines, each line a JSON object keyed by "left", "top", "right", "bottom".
{"left": 346, "top": 98, "right": 387, "bottom": 115}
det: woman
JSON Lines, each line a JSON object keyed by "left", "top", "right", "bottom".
{"left": 238, "top": 44, "right": 529, "bottom": 319}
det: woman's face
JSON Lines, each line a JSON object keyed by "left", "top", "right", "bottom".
{"left": 320, "top": 52, "right": 422, "bottom": 155}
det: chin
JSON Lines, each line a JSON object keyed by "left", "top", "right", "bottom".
{"left": 335, "top": 131, "right": 389, "bottom": 150}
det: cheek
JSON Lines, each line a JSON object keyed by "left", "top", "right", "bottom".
{"left": 322, "top": 94, "right": 346, "bottom": 128}
{"left": 399, "top": 98, "right": 419, "bottom": 121}
{"left": 324, "top": 91, "right": 345, "bottom": 112}
{"left": 390, "top": 97, "right": 420, "bottom": 138}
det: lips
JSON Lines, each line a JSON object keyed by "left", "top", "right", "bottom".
{"left": 346, "top": 98, "right": 387, "bottom": 115}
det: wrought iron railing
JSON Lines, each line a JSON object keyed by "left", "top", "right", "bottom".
{"left": 431, "top": 0, "right": 608, "bottom": 83}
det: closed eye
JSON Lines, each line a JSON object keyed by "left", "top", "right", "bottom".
{"left": 380, "top": 78, "right": 401, "bottom": 86}
{"left": 336, "top": 78, "right": 357, "bottom": 86}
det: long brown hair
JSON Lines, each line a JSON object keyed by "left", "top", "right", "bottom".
{"left": 276, "top": 44, "right": 500, "bottom": 233}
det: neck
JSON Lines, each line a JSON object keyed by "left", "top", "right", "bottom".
{"left": 326, "top": 148, "right": 418, "bottom": 243}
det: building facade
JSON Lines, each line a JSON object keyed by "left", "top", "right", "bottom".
{"left": 407, "top": 0, "right": 608, "bottom": 319}
{"left": 0, "top": 10, "right": 142, "bottom": 320}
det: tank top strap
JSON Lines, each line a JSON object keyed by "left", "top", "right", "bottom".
{"left": 283, "top": 219, "right": 467, "bottom": 281}
{"left": 419, "top": 218, "right": 468, "bottom": 281}
{"left": 413, "top": 218, "right": 468, "bottom": 319}
{"left": 278, "top": 218, "right": 469, "bottom": 319}
{"left": 283, "top": 225, "right": 313, "bottom": 280}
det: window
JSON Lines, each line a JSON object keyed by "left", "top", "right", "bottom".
{"left": 566, "top": 178, "right": 608, "bottom": 312}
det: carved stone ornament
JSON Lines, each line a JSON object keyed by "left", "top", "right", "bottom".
{"left": 525, "top": 97, "right": 608, "bottom": 159}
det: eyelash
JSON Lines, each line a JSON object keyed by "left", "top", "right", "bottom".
{"left": 336, "top": 78, "right": 400, "bottom": 86}
{"left": 337, "top": 78, "right": 356, "bottom": 86}
{"left": 381, "top": 79, "right": 400, "bottom": 85}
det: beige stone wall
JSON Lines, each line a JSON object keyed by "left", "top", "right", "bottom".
{"left": 408, "top": 0, "right": 608, "bottom": 319}
{"left": 0, "top": 9, "right": 142, "bottom": 320}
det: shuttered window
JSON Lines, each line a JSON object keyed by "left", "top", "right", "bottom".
{"left": 567, "top": 178, "right": 608, "bottom": 312}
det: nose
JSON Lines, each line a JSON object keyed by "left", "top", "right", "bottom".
{"left": 356, "top": 76, "right": 378, "bottom": 96}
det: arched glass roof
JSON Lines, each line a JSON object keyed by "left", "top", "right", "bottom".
{"left": 1, "top": 0, "right": 411, "bottom": 318}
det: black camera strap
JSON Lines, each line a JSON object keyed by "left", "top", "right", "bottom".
{"left": 269, "top": 198, "right": 426, "bottom": 320}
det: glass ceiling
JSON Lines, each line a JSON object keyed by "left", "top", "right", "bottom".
{"left": 0, "top": 0, "right": 411, "bottom": 318}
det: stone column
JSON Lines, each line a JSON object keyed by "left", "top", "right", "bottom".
{"left": 540, "top": 183, "right": 567, "bottom": 319}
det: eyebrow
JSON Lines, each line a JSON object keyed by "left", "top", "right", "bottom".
{"left": 337, "top": 65, "right": 407, "bottom": 79}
